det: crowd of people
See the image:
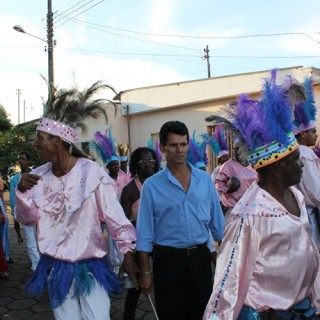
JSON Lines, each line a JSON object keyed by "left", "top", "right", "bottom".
{"left": 1, "top": 70, "right": 320, "bottom": 320}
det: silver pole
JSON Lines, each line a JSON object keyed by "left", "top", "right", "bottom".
{"left": 148, "top": 294, "right": 159, "bottom": 320}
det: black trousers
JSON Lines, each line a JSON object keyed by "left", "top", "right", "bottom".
{"left": 123, "top": 288, "right": 141, "bottom": 320}
{"left": 153, "top": 245, "right": 213, "bottom": 320}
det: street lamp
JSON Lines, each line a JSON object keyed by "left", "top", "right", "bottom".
{"left": 13, "top": 1, "right": 54, "bottom": 88}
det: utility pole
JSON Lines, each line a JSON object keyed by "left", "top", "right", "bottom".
{"left": 16, "top": 89, "right": 22, "bottom": 124}
{"left": 23, "top": 100, "right": 26, "bottom": 123}
{"left": 203, "top": 45, "right": 211, "bottom": 78}
{"left": 47, "top": 0, "right": 54, "bottom": 88}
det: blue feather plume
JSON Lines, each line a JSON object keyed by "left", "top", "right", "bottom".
{"left": 200, "top": 133, "right": 221, "bottom": 157}
{"left": 293, "top": 77, "right": 316, "bottom": 127}
{"left": 261, "top": 76, "right": 293, "bottom": 145}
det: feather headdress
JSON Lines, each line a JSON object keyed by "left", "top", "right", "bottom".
{"left": 146, "top": 139, "right": 162, "bottom": 169}
{"left": 37, "top": 81, "right": 118, "bottom": 144}
{"left": 292, "top": 77, "right": 317, "bottom": 134}
{"left": 117, "top": 143, "right": 129, "bottom": 161}
{"left": 187, "top": 131, "right": 208, "bottom": 169}
{"left": 212, "top": 124, "right": 228, "bottom": 158}
{"left": 93, "top": 127, "right": 119, "bottom": 166}
{"left": 206, "top": 69, "right": 299, "bottom": 169}
{"left": 200, "top": 133, "right": 222, "bottom": 158}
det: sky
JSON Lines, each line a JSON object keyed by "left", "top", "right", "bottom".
{"left": 1, "top": 0, "right": 320, "bottom": 124}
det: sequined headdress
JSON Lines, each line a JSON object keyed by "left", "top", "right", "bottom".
{"left": 37, "top": 81, "right": 118, "bottom": 145}
{"left": 206, "top": 69, "right": 299, "bottom": 169}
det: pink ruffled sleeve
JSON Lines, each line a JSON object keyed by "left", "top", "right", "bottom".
{"left": 95, "top": 177, "right": 136, "bottom": 254}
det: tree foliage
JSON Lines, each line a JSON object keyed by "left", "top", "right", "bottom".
{"left": 0, "top": 105, "right": 13, "bottom": 132}
{"left": 0, "top": 121, "right": 43, "bottom": 189}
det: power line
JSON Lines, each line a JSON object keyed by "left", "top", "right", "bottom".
{"left": 55, "top": 0, "right": 105, "bottom": 28}
{"left": 59, "top": 18, "right": 202, "bottom": 51}
{"left": 55, "top": 0, "right": 90, "bottom": 19}
{"left": 56, "top": 16, "right": 320, "bottom": 40}
{"left": 57, "top": 46, "right": 320, "bottom": 60}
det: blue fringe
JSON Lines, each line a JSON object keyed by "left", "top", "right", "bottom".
{"left": 26, "top": 255, "right": 121, "bottom": 309}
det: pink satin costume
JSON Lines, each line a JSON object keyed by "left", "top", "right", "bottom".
{"left": 15, "top": 158, "right": 136, "bottom": 262}
{"left": 215, "top": 159, "right": 257, "bottom": 209}
{"left": 203, "top": 181, "right": 320, "bottom": 320}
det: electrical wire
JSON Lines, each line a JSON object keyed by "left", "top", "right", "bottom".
{"left": 59, "top": 18, "right": 202, "bottom": 52}
{"left": 55, "top": 16, "right": 320, "bottom": 41}
{"left": 55, "top": 0, "right": 105, "bottom": 28}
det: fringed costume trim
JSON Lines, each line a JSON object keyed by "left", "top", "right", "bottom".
{"left": 26, "top": 255, "right": 121, "bottom": 309}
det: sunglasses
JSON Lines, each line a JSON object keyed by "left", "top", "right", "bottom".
{"left": 138, "top": 159, "right": 156, "bottom": 165}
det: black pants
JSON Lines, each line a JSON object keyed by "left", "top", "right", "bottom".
{"left": 123, "top": 288, "right": 141, "bottom": 320}
{"left": 153, "top": 245, "right": 213, "bottom": 320}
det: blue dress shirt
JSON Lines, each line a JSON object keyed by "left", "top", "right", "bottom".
{"left": 136, "top": 164, "right": 225, "bottom": 252}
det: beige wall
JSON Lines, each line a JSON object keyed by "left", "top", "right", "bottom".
{"left": 79, "top": 66, "right": 320, "bottom": 171}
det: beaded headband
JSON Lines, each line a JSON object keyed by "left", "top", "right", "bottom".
{"left": 247, "top": 131, "right": 299, "bottom": 169}
{"left": 36, "top": 117, "right": 76, "bottom": 144}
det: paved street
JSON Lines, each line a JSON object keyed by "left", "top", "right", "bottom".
{"left": 0, "top": 195, "right": 156, "bottom": 320}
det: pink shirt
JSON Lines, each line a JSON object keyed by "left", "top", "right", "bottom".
{"left": 215, "top": 159, "right": 257, "bottom": 208}
{"left": 113, "top": 169, "right": 131, "bottom": 198}
{"left": 296, "top": 145, "right": 320, "bottom": 208}
{"left": 15, "top": 158, "right": 136, "bottom": 263}
{"left": 203, "top": 182, "right": 320, "bottom": 320}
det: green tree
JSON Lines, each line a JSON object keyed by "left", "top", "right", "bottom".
{"left": 0, "top": 121, "right": 42, "bottom": 189}
{"left": 0, "top": 105, "right": 13, "bottom": 132}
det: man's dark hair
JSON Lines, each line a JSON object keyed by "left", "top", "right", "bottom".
{"left": 129, "top": 147, "right": 159, "bottom": 177}
{"left": 159, "top": 121, "right": 189, "bottom": 146}
{"left": 18, "top": 151, "right": 31, "bottom": 161}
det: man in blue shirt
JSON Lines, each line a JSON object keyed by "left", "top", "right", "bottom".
{"left": 136, "top": 121, "right": 225, "bottom": 320}
{"left": 10, "top": 151, "right": 40, "bottom": 271}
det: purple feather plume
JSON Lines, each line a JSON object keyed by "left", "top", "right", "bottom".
{"left": 93, "top": 128, "right": 117, "bottom": 163}
{"left": 213, "top": 125, "right": 228, "bottom": 151}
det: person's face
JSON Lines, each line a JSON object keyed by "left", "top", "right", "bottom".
{"left": 120, "top": 161, "right": 128, "bottom": 172}
{"left": 279, "top": 149, "right": 304, "bottom": 186}
{"left": 160, "top": 133, "right": 189, "bottom": 167}
{"left": 17, "top": 154, "right": 29, "bottom": 170}
{"left": 107, "top": 161, "right": 120, "bottom": 175}
{"left": 137, "top": 151, "right": 156, "bottom": 177}
{"left": 32, "top": 131, "right": 57, "bottom": 161}
{"left": 219, "top": 154, "right": 230, "bottom": 165}
{"left": 302, "top": 128, "right": 318, "bottom": 147}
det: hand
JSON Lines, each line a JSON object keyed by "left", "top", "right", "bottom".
{"left": 226, "top": 176, "right": 241, "bottom": 193}
{"left": 211, "top": 251, "right": 217, "bottom": 266}
{"left": 18, "top": 173, "right": 41, "bottom": 192}
{"left": 138, "top": 271, "right": 153, "bottom": 296}
{"left": 119, "top": 252, "right": 138, "bottom": 289}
